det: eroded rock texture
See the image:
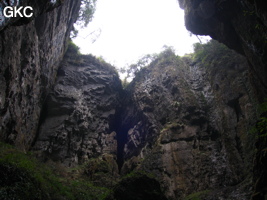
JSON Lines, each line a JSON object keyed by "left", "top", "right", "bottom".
{"left": 0, "top": 0, "right": 63, "bottom": 31}
{"left": 33, "top": 50, "right": 122, "bottom": 168}
{"left": 177, "top": 1, "right": 267, "bottom": 198}
{"left": 0, "top": 1, "right": 264, "bottom": 199}
{"left": 178, "top": 0, "right": 267, "bottom": 98}
{"left": 0, "top": 0, "right": 80, "bottom": 150}
{"left": 120, "top": 43, "right": 258, "bottom": 199}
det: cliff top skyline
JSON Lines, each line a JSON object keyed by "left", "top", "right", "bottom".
{"left": 73, "top": 0, "right": 210, "bottom": 69}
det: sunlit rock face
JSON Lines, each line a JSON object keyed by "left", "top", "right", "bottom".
{"left": 120, "top": 45, "right": 258, "bottom": 199}
{"left": 33, "top": 50, "right": 122, "bottom": 168}
{"left": 178, "top": 0, "right": 267, "bottom": 98}
{"left": 0, "top": 0, "right": 80, "bottom": 150}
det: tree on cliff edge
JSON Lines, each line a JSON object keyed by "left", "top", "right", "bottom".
{"left": 77, "top": 0, "right": 97, "bottom": 28}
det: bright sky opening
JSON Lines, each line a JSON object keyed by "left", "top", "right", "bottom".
{"left": 73, "top": 0, "right": 210, "bottom": 69}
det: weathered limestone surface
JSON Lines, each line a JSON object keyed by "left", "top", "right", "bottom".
{"left": 177, "top": 1, "right": 267, "bottom": 198}
{"left": 178, "top": 0, "right": 267, "bottom": 98}
{"left": 33, "top": 51, "right": 122, "bottom": 167}
{"left": 120, "top": 45, "right": 257, "bottom": 199}
{"left": 0, "top": 0, "right": 80, "bottom": 150}
{"left": 0, "top": 1, "right": 265, "bottom": 199}
{"left": 0, "top": 0, "right": 64, "bottom": 31}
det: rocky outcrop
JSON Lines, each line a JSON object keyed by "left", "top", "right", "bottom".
{"left": 0, "top": 0, "right": 80, "bottom": 151}
{"left": 177, "top": 1, "right": 267, "bottom": 198}
{"left": 0, "top": 0, "right": 63, "bottom": 31}
{"left": 0, "top": 1, "right": 264, "bottom": 199}
{"left": 119, "top": 42, "right": 258, "bottom": 199}
{"left": 33, "top": 49, "right": 123, "bottom": 168}
{"left": 30, "top": 41, "right": 259, "bottom": 199}
{"left": 178, "top": 0, "right": 267, "bottom": 98}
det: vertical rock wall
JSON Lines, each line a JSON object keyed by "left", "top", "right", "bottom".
{"left": 33, "top": 50, "right": 123, "bottom": 168}
{"left": 176, "top": 1, "right": 267, "bottom": 198}
{"left": 178, "top": 0, "right": 267, "bottom": 98}
{"left": 0, "top": 1, "right": 263, "bottom": 199}
{"left": 0, "top": 0, "right": 81, "bottom": 150}
{"left": 120, "top": 43, "right": 258, "bottom": 199}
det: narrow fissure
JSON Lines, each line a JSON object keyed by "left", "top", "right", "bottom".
{"left": 108, "top": 97, "right": 128, "bottom": 173}
{"left": 30, "top": 96, "right": 49, "bottom": 149}
{"left": 109, "top": 90, "right": 139, "bottom": 173}
{"left": 116, "top": 127, "right": 128, "bottom": 173}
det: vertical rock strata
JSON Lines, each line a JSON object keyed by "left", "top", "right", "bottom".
{"left": 177, "top": 0, "right": 267, "bottom": 98}
{"left": 32, "top": 41, "right": 258, "bottom": 199}
{"left": 33, "top": 50, "right": 122, "bottom": 168}
{"left": 177, "top": 1, "right": 267, "bottom": 198}
{"left": 0, "top": 0, "right": 80, "bottom": 150}
{"left": 0, "top": 1, "right": 264, "bottom": 199}
{"left": 0, "top": 0, "right": 65, "bottom": 31}
{"left": 120, "top": 44, "right": 258, "bottom": 199}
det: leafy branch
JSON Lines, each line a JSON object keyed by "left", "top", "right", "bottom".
{"left": 71, "top": 0, "right": 97, "bottom": 38}
{"left": 77, "top": 0, "right": 97, "bottom": 28}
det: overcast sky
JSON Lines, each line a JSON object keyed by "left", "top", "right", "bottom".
{"left": 73, "top": 0, "right": 210, "bottom": 69}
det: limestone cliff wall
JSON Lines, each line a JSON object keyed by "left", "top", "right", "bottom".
{"left": 32, "top": 42, "right": 258, "bottom": 199}
{"left": 33, "top": 50, "right": 123, "bottom": 167}
{"left": 178, "top": 0, "right": 267, "bottom": 98}
{"left": 0, "top": 0, "right": 80, "bottom": 150}
{"left": 0, "top": 1, "right": 264, "bottom": 199}
{"left": 177, "top": 1, "right": 267, "bottom": 198}
{"left": 120, "top": 42, "right": 258, "bottom": 199}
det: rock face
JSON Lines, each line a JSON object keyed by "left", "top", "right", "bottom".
{"left": 178, "top": 0, "right": 267, "bottom": 98}
{"left": 33, "top": 49, "right": 122, "bottom": 167}
{"left": 0, "top": 1, "right": 265, "bottom": 199}
{"left": 177, "top": 1, "right": 267, "bottom": 198}
{"left": 0, "top": 0, "right": 80, "bottom": 150}
{"left": 0, "top": 0, "right": 64, "bottom": 31}
{"left": 119, "top": 43, "right": 258, "bottom": 199}
{"left": 31, "top": 41, "right": 259, "bottom": 199}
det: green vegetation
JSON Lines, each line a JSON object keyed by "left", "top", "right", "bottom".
{"left": 83, "top": 156, "right": 119, "bottom": 188}
{"left": 184, "top": 190, "right": 210, "bottom": 200}
{"left": 71, "top": 0, "right": 97, "bottom": 38}
{"left": 77, "top": 0, "right": 97, "bottom": 28}
{"left": 65, "top": 40, "right": 118, "bottom": 76}
{"left": 67, "top": 40, "right": 81, "bottom": 55}
{"left": 120, "top": 45, "right": 181, "bottom": 81}
{"left": 0, "top": 142, "right": 110, "bottom": 200}
{"left": 0, "top": 142, "right": 167, "bottom": 200}
{"left": 97, "top": 56, "right": 109, "bottom": 65}
{"left": 250, "top": 99, "right": 267, "bottom": 139}
{"left": 119, "top": 53, "right": 158, "bottom": 79}
{"left": 192, "top": 40, "right": 233, "bottom": 66}
{"left": 190, "top": 39, "right": 247, "bottom": 91}
{"left": 65, "top": 40, "right": 83, "bottom": 65}
{"left": 152, "top": 45, "right": 181, "bottom": 67}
